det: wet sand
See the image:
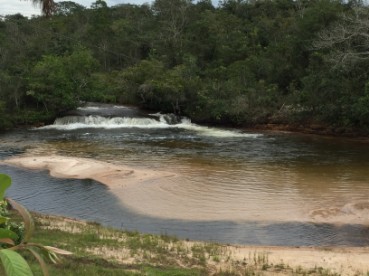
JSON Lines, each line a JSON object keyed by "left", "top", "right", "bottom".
{"left": 3, "top": 155, "right": 369, "bottom": 274}
{"left": 3, "top": 155, "right": 310, "bottom": 222}
{"left": 2, "top": 155, "right": 176, "bottom": 188}
{"left": 3, "top": 155, "right": 369, "bottom": 225}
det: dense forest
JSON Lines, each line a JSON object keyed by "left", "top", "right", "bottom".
{"left": 1, "top": 0, "right": 369, "bottom": 133}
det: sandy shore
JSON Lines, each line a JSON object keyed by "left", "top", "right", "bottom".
{"left": 229, "top": 245, "right": 369, "bottom": 275}
{"left": 36, "top": 214, "right": 369, "bottom": 275}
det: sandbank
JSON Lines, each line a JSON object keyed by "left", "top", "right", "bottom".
{"left": 2, "top": 155, "right": 175, "bottom": 188}
{"left": 3, "top": 154, "right": 369, "bottom": 224}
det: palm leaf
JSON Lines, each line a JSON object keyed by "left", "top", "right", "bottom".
{"left": 31, "top": 0, "right": 55, "bottom": 17}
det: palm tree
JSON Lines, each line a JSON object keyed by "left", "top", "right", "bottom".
{"left": 32, "top": 0, "right": 55, "bottom": 17}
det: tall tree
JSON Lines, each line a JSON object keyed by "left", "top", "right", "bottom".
{"left": 313, "top": 7, "right": 369, "bottom": 69}
{"left": 153, "top": 0, "right": 193, "bottom": 66}
{"left": 31, "top": 0, "right": 55, "bottom": 17}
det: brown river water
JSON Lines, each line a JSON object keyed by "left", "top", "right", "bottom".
{"left": 1, "top": 103, "right": 369, "bottom": 246}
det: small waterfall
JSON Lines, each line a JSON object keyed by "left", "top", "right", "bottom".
{"left": 53, "top": 115, "right": 163, "bottom": 127}
{"left": 38, "top": 113, "right": 261, "bottom": 138}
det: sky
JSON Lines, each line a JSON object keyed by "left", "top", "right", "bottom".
{"left": 0, "top": 0, "right": 151, "bottom": 17}
{"left": 0, "top": 0, "right": 219, "bottom": 17}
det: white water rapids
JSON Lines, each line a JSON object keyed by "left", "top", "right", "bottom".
{"left": 39, "top": 114, "right": 260, "bottom": 138}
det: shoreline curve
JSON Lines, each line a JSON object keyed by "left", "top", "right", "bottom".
{"left": 1, "top": 155, "right": 176, "bottom": 188}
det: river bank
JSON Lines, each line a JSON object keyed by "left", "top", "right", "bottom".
{"left": 246, "top": 122, "right": 369, "bottom": 140}
{"left": 31, "top": 212, "right": 369, "bottom": 275}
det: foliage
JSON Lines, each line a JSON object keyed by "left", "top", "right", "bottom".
{"left": 28, "top": 48, "right": 98, "bottom": 113}
{"left": 0, "top": 174, "right": 72, "bottom": 275}
{"left": 0, "top": 101, "right": 13, "bottom": 130}
{"left": 2, "top": 0, "right": 369, "bottom": 133}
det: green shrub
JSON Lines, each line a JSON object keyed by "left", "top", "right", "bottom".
{"left": 0, "top": 174, "right": 72, "bottom": 276}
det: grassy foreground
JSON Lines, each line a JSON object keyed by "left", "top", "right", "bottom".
{"left": 22, "top": 213, "right": 360, "bottom": 276}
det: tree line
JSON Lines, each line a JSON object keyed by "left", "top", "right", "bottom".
{"left": 1, "top": 0, "right": 369, "bottom": 133}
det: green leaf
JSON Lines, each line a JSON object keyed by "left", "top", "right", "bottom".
{"left": 0, "top": 229, "right": 19, "bottom": 241}
{"left": 0, "top": 249, "right": 34, "bottom": 276}
{"left": 5, "top": 199, "right": 34, "bottom": 243}
{"left": 0, "top": 174, "right": 11, "bottom": 200}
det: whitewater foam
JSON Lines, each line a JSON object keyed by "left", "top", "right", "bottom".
{"left": 77, "top": 107, "right": 102, "bottom": 111}
{"left": 77, "top": 105, "right": 130, "bottom": 111}
{"left": 38, "top": 115, "right": 261, "bottom": 138}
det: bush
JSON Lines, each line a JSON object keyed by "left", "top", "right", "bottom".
{"left": 0, "top": 174, "right": 72, "bottom": 275}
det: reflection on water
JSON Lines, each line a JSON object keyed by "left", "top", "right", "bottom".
{"left": 1, "top": 103, "right": 369, "bottom": 246}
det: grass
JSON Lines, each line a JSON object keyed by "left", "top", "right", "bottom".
{"left": 17, "top": 213, "right": 365, "bottom": 276}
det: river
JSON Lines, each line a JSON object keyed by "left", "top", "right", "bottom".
{"left": 1, "top": 103, "right": 369, "bottom": 246}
